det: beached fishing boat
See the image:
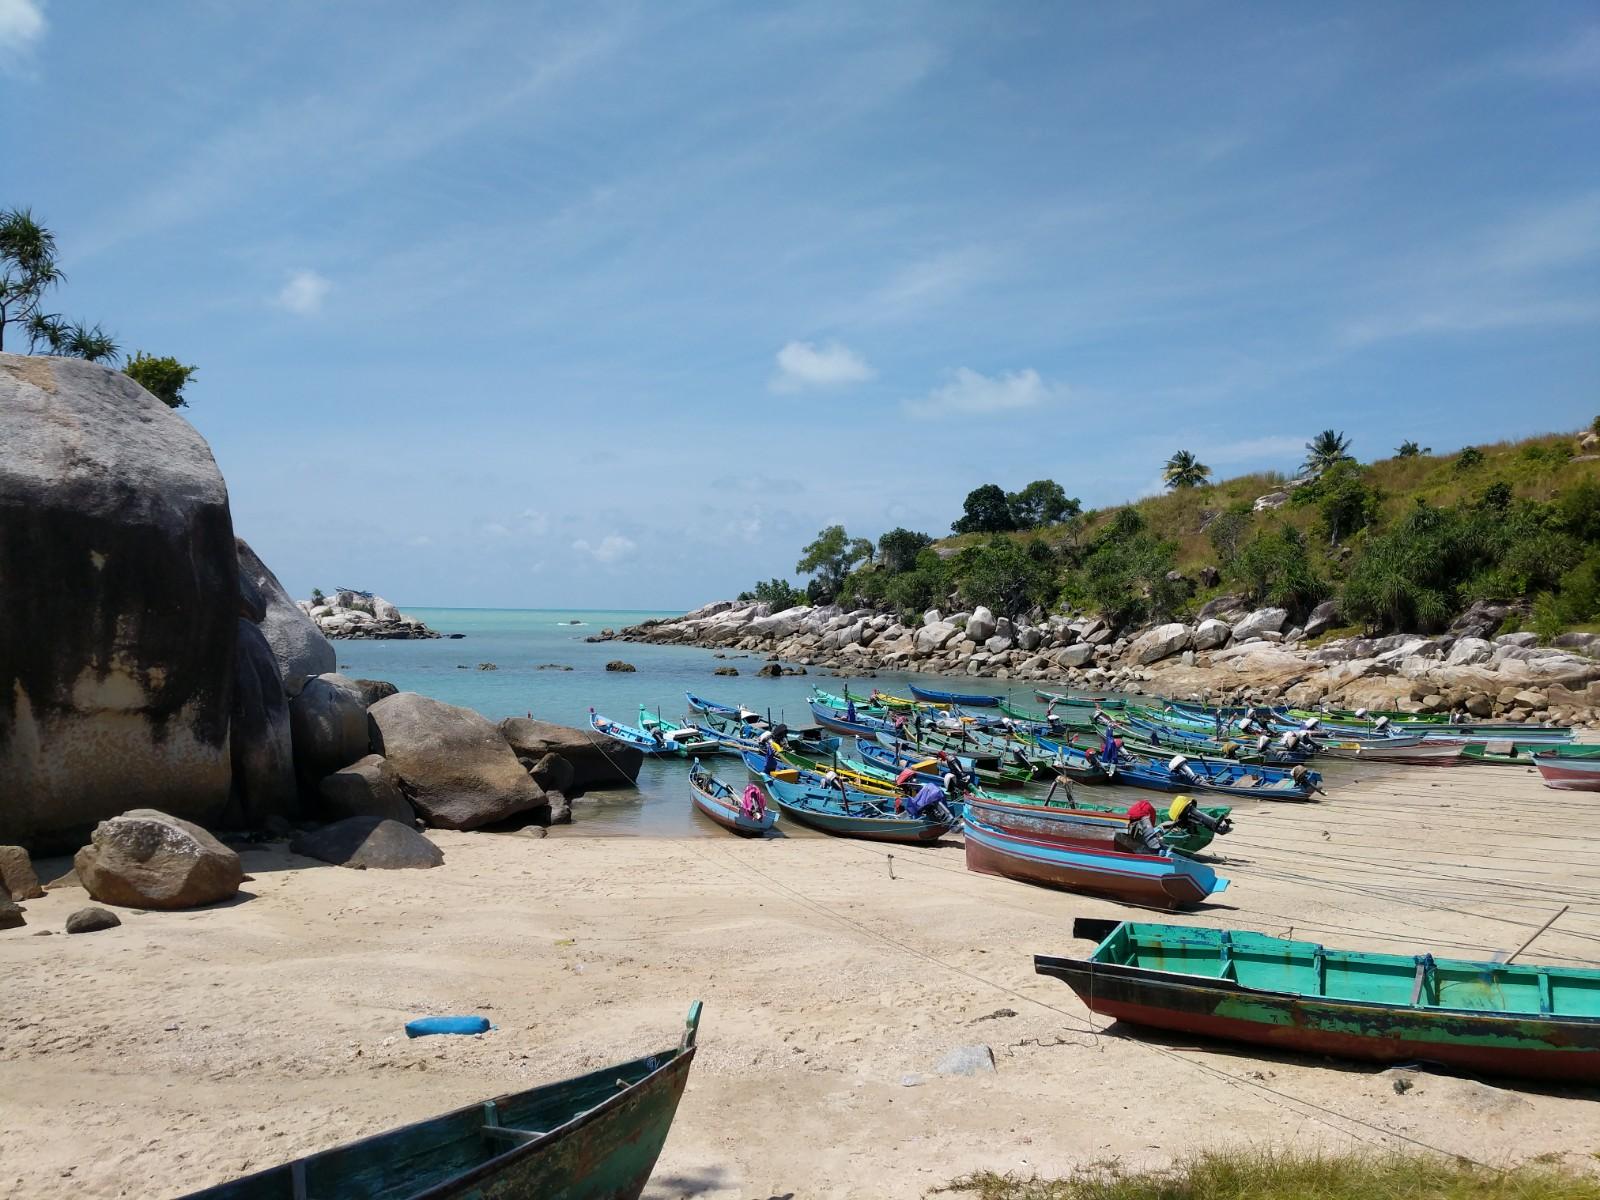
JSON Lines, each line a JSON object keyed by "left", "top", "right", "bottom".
{"left": 1315, "top": 735, "right": 1466, "bottom": 764}
{"left": 638, "top": 707, "right": 724, "bottom": 756}
{"left": 1031, "top": 738, "right": 1322, "bottom": 800}
{"left": 688, "top": 760, "right": 778, "bottom": 835}
{"left": 1036, "top": 920, "right": 1600, "bottom": 1082}
{"left": 1034, "top": 689, "right": 1127, "bottom": 712}
{"left": 1462, "top": 739, "right": 1572, "bottom": 766}
{"left": 909, "top": 683, "right": 1001, "bottom": 707}
{"left": 966, "top": 795, "right": 1229, "bottom": 857}
{"left": 1533, "top": 745, "right": 1600, "bottom": 791}
{"left": 180, "top": 1003, "right": 704, "bottom": 1199}
{"left": 964, "top": 810, "right": 1228, "bottom": 907}
{"left": 744, "top": 752, "right": 956, "bottom": 842}
{"left": 588, "top": 709, "right": 686, "bottom": 756}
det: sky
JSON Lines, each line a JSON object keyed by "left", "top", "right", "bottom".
{"left": 2, "top": 1, "right": 1597, "bottom": 608}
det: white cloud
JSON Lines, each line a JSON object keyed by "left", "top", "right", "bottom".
{"left": 275, "top": 269, "right": 331, "bottom": 315}
{"left": 519, "top": 508, "right": 550, "bottom": 535}
{"left": 573, "top": 534, "right": 636, "bottom": 564}
{"left": 770, "top": 340, "right": 874, "bottom": 392}
{"left": 903, "top": 367, "right": 1058, "bottom": 419}
{"left": 0, "top": 0, "right": 45, "bottom": 71}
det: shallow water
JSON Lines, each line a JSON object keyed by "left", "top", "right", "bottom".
{"left": 329, "top": 607, "right": 1065, "bottom": 837}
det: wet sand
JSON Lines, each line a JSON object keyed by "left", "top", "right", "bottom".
{"left": 2, "top": 756, "right": 1597, "bottom": 1198}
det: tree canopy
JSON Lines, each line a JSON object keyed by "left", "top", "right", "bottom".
{"left": 876, "top": 527, "right": 933, "bottom": 574}
{"left": 1303, "top": 429, "right": 1352, "bottom": 474}
{"left": 124, "top": 352, "right": 198, "bottom": 408}
{"left": 1162, "top": 450, "right": 1210, "bottom": 489}
{"left": 952, "top": 484, "right": 1017, "bottom": 533}
{"left": 794, "top": 525, "right": 873, "bottom": 602}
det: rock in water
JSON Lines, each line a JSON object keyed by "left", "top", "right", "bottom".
{"left": 544, "top": 791, "right": 572, "bottom": 825}
{"left": 0, "top": 846, "right": 45, "bottom": 900}
{"left": 498, "top": 717, "right": 644, "bottom": 790}
{"left": 235, "top": 538, "right": 335, "bottom": 695}
{"left": 318, "top": 754, "right": 414, "bottom": 823}
{"left": 289, "top": 673, "right": 372, "bottom": 781}
{"left": 605, "top": 660, "right": 637, "bottom": 672}
{"left": 230, "top": 618, "right": 298, "bottom": 827}
{"left": 74, "top": 809, "right": 243, "bottom": 909}
{"left": 370, "top": 694, "right": 546, "bottom": 829}
{"left": 0, "top": 355, "right": 235, "bottom": 851}
{"left": 65, "top": 906, "right": 121, "bottom": 933}
{"left": 529, "top": 752, "right": 575, "bottom": 794}
{"left": 290, "top": 817, "right": 443, "bottom": 869}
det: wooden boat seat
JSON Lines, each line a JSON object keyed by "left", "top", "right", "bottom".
{"left": 480, "top": 1100, "right": 545, "bottom": 1148}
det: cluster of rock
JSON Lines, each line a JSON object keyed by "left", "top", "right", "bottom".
{"left": 0, "top": 354, "right": 643, "bottom": 927}
{"left": 607, "top": 594, "right": 1599, "bottom": 726}
{"left": 300, "top": 590, "right": 441, "bottom": 639}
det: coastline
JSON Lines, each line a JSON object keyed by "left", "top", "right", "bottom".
{"left": 4, "top": 755, "right": 1595, "bottom": 1199}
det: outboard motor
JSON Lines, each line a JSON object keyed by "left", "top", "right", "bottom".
{"left": 1167, "top": 754, "right": 1198, "bottom": 784}
{"left": 1168, "top": 795, "right": 1232, "bottom": 837}
{"left": 1289, "top": 763, "right": 1326, "bottom": 795}
{"left": 1374, "top": 715, "right": 1391, "bottom": 734}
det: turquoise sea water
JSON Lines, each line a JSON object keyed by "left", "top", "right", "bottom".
{"left": 328, "top": 607, "right": 1046, "bottom": 836}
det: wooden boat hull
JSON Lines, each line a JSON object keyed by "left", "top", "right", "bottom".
{"left": 966, "top": 797, "right": 1218, "bottom": 856}
{"left": 1318, "top": 737, "right": 1465, "bottom": 764}
{"left": 1535, "top": 749, "right": 1600, "bottom": 791}
{"left": 752, "top": 758, "right": 955, "bottom": 843}
{"left": 689, "top": 770, "right": 778, "bottom": 836}
{"left": 182, "top": 1005, "right": 703, "bottom": 1199}
{"left": 909, "top": 683, "right": 1000, "bottom": 706}
{"left": 963, "top": 814, "right": 1227, "bottom": 907}
{"left": 1036, "top": 924, "right": 1600, "bottom": 1082}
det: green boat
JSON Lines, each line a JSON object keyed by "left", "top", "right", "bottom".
{"left": 1462, "top": 739, "right": 1570, "bottom": 766}
{"left": 1037, "top": 922, "right": 1600, "bottom": 1082}
{"left": 180, "top": 1004, "right": 703, "bottom": 1199}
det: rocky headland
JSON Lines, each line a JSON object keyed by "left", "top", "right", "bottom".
{"left": 604, "top": 595, "right": 1599, "bottom": 727}
{"left": 0, "top": 353, "right": 636, "bottom": 926}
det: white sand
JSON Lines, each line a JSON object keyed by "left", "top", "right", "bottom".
{"left": 3, "top": 757, "right": 1597, "bottom": 1199}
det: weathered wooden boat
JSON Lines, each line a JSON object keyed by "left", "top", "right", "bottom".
{"left": 638, "top": 707, "right": 724, "bottom": 756}
{"left": 964, "top": 810, "right": 1228, "bottom": 907}
{"left": 1462, "top": 738, "right": 1575, "bottom": 766}
{"left": 693, "top": 712, "right": 841, "bottom": 758}
{"left": 1288, "top": 704, "right": 1575, "bottom": 741}
{"left": 180, "top": 1003, "right": 704, "bottom": 1199}
{"left": 909, "top": 683, "right": 1001, "bottom": 707}
{"left": 965, "top": 795, "right": 1230, "bottom": 857}
{"left": 807, "top": 699, "right": 897, "bottom": 738}
{"left": 1037, "top": 920, "right": 1600, "bottom": 1082}
{"left": 1034, "top": 689, "right": 1127, "bottom": 712}
{"left": 1031, "top": 738, "right": 1322, "bottom": 800}
{"left": 744, "top": 752, "right": 956, "bottom": 842}
{"left": 1311, "top": 734, "right": 1466, "bottom": 764}
{"left": 588, "top": 709, "right": 686, "bottom": 757}
{"left": 688, "top": 760, "right": 778, "bottom": 835}
{"left": 1533, "top": 745, "right": 1600, "bottom": 791}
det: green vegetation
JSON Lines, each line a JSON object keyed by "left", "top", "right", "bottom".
{"left": 737, "top": 428, "right": 1600, "bottom": 638}
{"left": 123, "top": 352, "right": 198, "bottom": 408}
{"left": 737, "top": 578, "right": 807, "bottom": 609}
{"left": 1163, "top": 449, "right": 1211, "bottom": 489}
{"left": 936, "top": 1150, "right": 1600, "bottom": 1200}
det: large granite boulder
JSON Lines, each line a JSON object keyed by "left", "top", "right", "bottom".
{"left": 1231, "top": 607, "right": 1288, "bottom": 641}
{"left": 915, "top": 621, "right": 960, "bottom": 653}
{"left": 1302, "top": 600, "right": 1341, "bottom": 640}
{"left": 370, "top": 694, "right": 546, "bottom": 829}
{"left": 499, "top": 717, "right": 643, "bottom": 790}
{"left": 290, "top": 817, "right": 442, "bottom": 870}
{"left": 235, "top": 538, "right": 334, "bottom": 696}
{"left": 289, "top": 673, "right": 371, "bottom": 781}
{"left": 1129, "top": 623, "right": 1191, "bottom": 665}
{"left": 1055, "top": 643, "right": 1095, "bottom": 668}
{"left": 350, "top": 678, "right": 399, "bottom": 706}
{"left": 74, "top": 809, "right": 243, "bottom": 910}
{"left": 317, "top": 754, "right": 413, "bottom": 823}
{"left": 0, "top": 355, "right": 236, "bottom": 851}
{"left": 0, "top": 846, "right": 44, "bottom": 900}
{"left": 964, "top": 606, "right": 997, "bottom": 644}
{"left": 1192, "top": 619, "right": 1232, "bottom": 651}
{"left": 230, "top": 619, "right": 298, "bottom": 826}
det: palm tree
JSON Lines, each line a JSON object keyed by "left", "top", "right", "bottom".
{"left": 1395, "top": 440, "right": 1424, "bottom": 457}
{"left": 1303, "top": 429, "right": 1352, "bottom": 474}
{"left": 1163, "top": 450, "right": 1211, "bottom": 489}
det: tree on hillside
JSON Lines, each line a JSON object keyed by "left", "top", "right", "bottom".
{"left": 795, "top": 525, "right": 873, "bottom": 602}
{"left": 952, "top": 484, "right": 1018, "bottom": 533}
{"left": 738, "top": 578, "right": 806, "bottom": 610}
{"left": 955, "top": 537, "right": 1056, "bottom": 620}
{"left": 1007, "top": 479, "right": 1081, "bottom": 529}
{"left": 0, "top": 207, "right": 63, "bottom": 352}
{"left": 876, "top": 527, "right": 933, "bottom": 574}
{"left": 27, "top": 315, "right": 120, "bottom": 362}
{"left": 1162, "top": 450, "right": 1210, "bottom": 489}
{"left": 1395, "top": 440, "right": 1430, "bottom": 457}
{"left": 1205, "top": 505, "right": 1253, "bottom": 566}
{"left": 124, "top": 352, "right": 197, "bottom": 408}
{"left": 1303, "top": 429, "right": 1352, "bottom": 474}
{"left": 1310, "top": 461, "right": 1382, "bottom": 544}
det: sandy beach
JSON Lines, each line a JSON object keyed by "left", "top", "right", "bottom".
{"left": 3, "top": 757, "right": 1597, "bottom": 1199}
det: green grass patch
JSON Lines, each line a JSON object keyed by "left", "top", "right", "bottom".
{"left": 934, "top": 1150, "right": 1600, "bottom": 1200}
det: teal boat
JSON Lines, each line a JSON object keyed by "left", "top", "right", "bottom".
{"left": 1037, "top": 921, "right": 1600, "bottom": 1082}
{"left": 1462, "top": 738, "right": 1574, "bottom": 766}
{"left": 180, "top": 1003, "right": 703, "bottom": 1198}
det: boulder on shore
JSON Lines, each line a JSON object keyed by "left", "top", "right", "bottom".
{"left": 499, "top": 717, "right": 644, "bottom": 790}
{"left": 0, "top": 846, "right": 45, "bottom": 900}
{"left": 370, "top": 694, "right": 547, "bottom": 829}
{"left": 0, "top": 899, "right": 24, "bottom": 930}
{"left": 290, "top": 817, "right": 443, "bottom": 870}
{"left": 236, "top": 538, "right": 335, "bottom": 694}
{"left": 1232, "top": 607, "right": 1289, "bottom": 641}
{"left": 289, "top": 673, "right": 372, "bottom": 782}
{"left": 65, "top": 906, "right": 120, "bottom": 933}
{"left": 350, "top": 678, "right": 399, "bottom": 706}
{"left": 317, "top": 754, "right": 414, "bottom": 823}
{"left": 1130, "top": 623, "right": 1191, "bottom": 665}
{"left": 230, "top": 618, "right": 299, "bottom": 826}
{"left": 1192, "top": 619, "right": 1232, "bottom": 651}
{"left": 74, "top": 809, "right": 243, "bottom": 910}
{"left": 0, "top": 354, "right": 237, "bottom": 851}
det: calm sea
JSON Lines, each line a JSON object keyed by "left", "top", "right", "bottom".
{"left": 330, "top": 607, "right": 1048, "bottom": 837}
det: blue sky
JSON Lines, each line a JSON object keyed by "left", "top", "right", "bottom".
{"left": 3, "top": 2, "right": 1597, "bottom": 608}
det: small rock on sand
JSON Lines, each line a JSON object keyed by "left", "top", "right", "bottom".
{"left": 65, "top": 907, "right": 121, "bottom": 934}
{"left": 935, "top": 1044, "right": 995, "bottom": 1075}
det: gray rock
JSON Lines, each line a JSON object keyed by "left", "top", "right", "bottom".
{"left": 370, "top": 694, "right": 547, "bottom": 830}
{"left": 350, "top": 678, "right": 399, "bottom": 706}
{"left": 1056, "top": 643, "right": 1095, "bottom": 668}
{"left": 935, "top": 1044, "right": 996, "bottom": 1075}
{"left": 289, "top": 673, "right": 372, "bottom": 781}
{"left": 74, "top": 809, "right": 243, "bottom": 910}
{"left": 984, "top": 635, "right": 1014, "bottom": 655}
{"left": 230, "top": 618, "right": 298, "bottom": 827}
{"left": 0, "top": 846, "right": 44, "bottom": 900}
{"left": 1554, "top": 632, "right": 1600, "bottom": 657}
{"left": 544, "top": 790, "right": 573, "bottom": 826}
{"left": 0, "top": 899, "right": 24, "bottom": 929}
{"left": 1302, "top": 599, "right": 1341, "bottom": 640}
{"left": 915, "top": 621, "right": 960, "bottom": 654}
{"left": 1496, "top": 632, "right": 1539, "bottom": 648}
{"left": 965, "top": 606, "right": 997, "bottom": 644}
{"left": 317, "top": 754, "right": 414, "bottom": 823}
{"left": 0, "top": 355, "right": 237, "bottom": 851}
{"left": 1231, "top": 607, "right": 1289, "bottom": 641}
{"left": 1017, "top": 626, "right": 1044, "bottom": 652}
{"left": 604, "top": 660, "right": 637, "bottom": 672}
{"left": 65, "top": 906, "right": 120, "bottom": 933}
{"left": 1447, "top": 637, "right": 1493, "bottom": 666}
{"left": 1129, "top": 622, "right": 1191, "bottom": 665}
{"left": 529, "top": 752, "right": 575, "bottom": 794}
{"left": 290, "top": 817, "right": 443, "bottom": 869}
{"left": 235, "top": 538, "right": 335, "bottom": 695}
